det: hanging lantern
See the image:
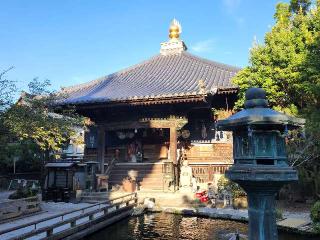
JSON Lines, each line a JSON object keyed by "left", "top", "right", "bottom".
{"left": 182, "top": 130, "right": 190, "bottom": 139}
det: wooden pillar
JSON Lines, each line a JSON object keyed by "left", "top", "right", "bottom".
{"left": 170, "top": 126, "right": 179, "bottom": 191}
{"left": 65, "top": 170, "right": 68, "bottom": 188}
{"left": 97, "top": 126, "right": 106, "bottom": 174}
{"left": 47, "top": 171, "right": 50, "bottom": 189}
{"left": 53, "top": 169, "right": 57, "bottom": 187}
{"left": 169, "top": 127, "right": 177, "bottom": 164}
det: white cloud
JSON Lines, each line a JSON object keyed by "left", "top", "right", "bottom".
{"left": 223, "top": 0, "right": 245, "bottom": 29}
{"left": 223, "top": 0, "right": 241, "bottom": 13}
{"left": 235, "top": 17, "right": 245, "bottom": 28}
{"left": 190, "top": 39, "right": 215, "bottom": 53}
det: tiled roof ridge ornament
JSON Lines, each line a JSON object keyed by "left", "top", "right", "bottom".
{"left": 198, "top": 79, "right": 206, "bottom": 94}
{"left": 160, "top": 18, "right": 187, "bottom": 56}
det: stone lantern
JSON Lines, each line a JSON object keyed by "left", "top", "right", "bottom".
{"left": 217, "top": 88, "right": 305, "bottom": 240}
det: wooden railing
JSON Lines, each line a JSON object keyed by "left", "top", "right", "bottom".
{"left": 0, "top": 192, "right": 137, "bottom": 240}
{"left": 0, "top": 196, "right": 40, "bottom": 221}
{"left": 191, "top": 164, "right": 231, "bottom": 183}
{"left": 105, "top": 157, "right": 116, "bottom": 176}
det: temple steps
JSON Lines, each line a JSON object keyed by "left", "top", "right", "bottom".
{"left": 108, "top": 163, "right": 164, "bottom": 191}
{"left": 109, "top": 174, "right": 162, "bottom": 180}
{"left": 79, "top": 191, "right": 109, "bottom": 203}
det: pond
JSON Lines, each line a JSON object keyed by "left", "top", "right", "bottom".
{"left": 86, "top": 212, "right": 317, "bottom": 240}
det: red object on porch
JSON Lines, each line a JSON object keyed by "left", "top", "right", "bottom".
{"left": 200, "top": 195, "right": 209, "bottom": 203}
{"left": 195, "top": 190, "right": 206, "bottom": 198}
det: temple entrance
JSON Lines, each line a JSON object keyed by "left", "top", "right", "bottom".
{"left": 105, "top": 128, "right": 170, "bottom": 163}
{"left": 105, "top": 128, "right": 175, "bottom": 191}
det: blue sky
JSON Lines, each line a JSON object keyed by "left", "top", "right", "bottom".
{"left": 0, "top": 0, "right": 287, "bottom": 92}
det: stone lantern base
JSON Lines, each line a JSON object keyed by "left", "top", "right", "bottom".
{"left": 226, "top": 166, "right": 298, "bottom": 240}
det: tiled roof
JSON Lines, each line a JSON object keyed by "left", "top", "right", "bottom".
{"left": 61, "top": 52, "right": 240, "bottom": 105}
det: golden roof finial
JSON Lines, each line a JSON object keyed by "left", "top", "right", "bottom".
{"left": 169, "top": 18, "right": 182, "bottom": 40}
{"left": 160, "top": 18, "right": 186, "bottom": 55}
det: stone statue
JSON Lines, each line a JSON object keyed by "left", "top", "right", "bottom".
{"left": 180, "top": 160, "right": 193, "bottom": 192}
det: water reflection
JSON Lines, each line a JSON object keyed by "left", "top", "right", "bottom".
{"left": 86, "top": 213, "right": 316, "bottom": 240}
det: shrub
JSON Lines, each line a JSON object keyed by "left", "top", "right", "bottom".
{"left": 217, "top": 175, "right": 246, "bottom": 198}
{"left": 311, "top": 201, "right": 320, "bottom": 233}
{"left": 276, "top": 208, "right": 283, "bottom": 220}
{"left": 8, "top": 187, "right": 37, "bottom": 199}
{"left": 311, "top": 201, "right": 320, "bottom": 223}
{"left": 313, "top": 223, "right": 320, "bottom": 233}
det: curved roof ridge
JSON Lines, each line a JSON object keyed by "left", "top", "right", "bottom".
{"left": 182, "top": 51, "right": 241, "bottom": 72}
{"left": 60, "top": 51, "right": 240, "bottom": 105}
{"left": 62, "top": 75, "right": 106, "bottom": 94}
{"left": 62, "top": 53, "right": 162, "bottom": 94}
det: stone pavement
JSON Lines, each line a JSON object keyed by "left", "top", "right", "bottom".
{"left": 0, "top": 202, "right": 95, "bottom": 240}
{"left": 0, "top": 191, "right": 14, "bottom": 201}
{"left": 278, "top": 211, "right": 312, "bottom": 233}
{"left": 277, "top": 218, "right": 309, "bottom": 228}
{"left": 136, "top": 190, "right": 314, "bottom": 232}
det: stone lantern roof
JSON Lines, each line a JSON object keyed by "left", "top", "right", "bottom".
{"left": 217, "top": 88, "right": 305, "bottom": 130}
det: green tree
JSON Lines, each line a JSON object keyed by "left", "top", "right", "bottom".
{"left": 0, "top": 67, "right": 16, "bottom": 112}
{"left": 233, "top": 0, "right": 320, "bottom": 199}
{"left": 3, "top": 78, "right": 85, "bottom": 161}
{"left": 289, "top": 0, "right": 311, "bottom": 14}
{"left": 0, "top": 70, "right": 87, "bottom": 178}
{"left": 233, "top": 2, "right": 311, "bottom": 114}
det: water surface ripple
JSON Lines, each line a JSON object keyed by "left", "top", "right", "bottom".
{"left": 85, "top": 212, "right": 317, "bottom": 240}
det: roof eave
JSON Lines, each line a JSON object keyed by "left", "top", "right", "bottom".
{"left": 62, "top": 93, "right": 210, "bottom": 108}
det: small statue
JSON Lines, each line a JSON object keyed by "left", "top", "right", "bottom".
{"left": 201, "top": 123, "right": 207, "bottom": 139}
{"left": 180, "top": 160, "right": 193, "bottom": 192}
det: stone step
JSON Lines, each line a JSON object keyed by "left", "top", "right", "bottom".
{"left": 111, "top": 167, "right": 164, "bottom": 172}
{"left": 108, "top": 179, "right": 163, "bottom": 186}
{"left": 108, "top": 164, "right": 165, "bottom": 191}
{"left": 139, "top": 184, "right": 163, "bottom": 190}
{"left": 108, "top": 180, "right": 162, "bottom": 186}
{"left": 111, "top": 168, "right": 163, "bottom": 172}
{"left": 109, "top": 173, "right": 163, "bottom": 180}
{"left": 81, "top": 195, "right": 109, "bottom": 200}
{"left": 109, "top": 179, "right": 163, "bottom": 185}
{"left": 80, "top": 195, "right": 110, "bottom": 203}
{"left": 111, "top": 167, "right": 163, "bottom": 172}
{"left": 114, "top": 163, "right": 164, "bottom": 168}
{"left": 81, "top": 192, "right": 109, "bottom": 197}
{"left": 109, "top": 175, "right": 163, "bottom": 181}
{"left": 139, "top": 182, "right": 163, "bottom": 189}
{"left": 110, "top": 173, "right": 163, "bottom": 179}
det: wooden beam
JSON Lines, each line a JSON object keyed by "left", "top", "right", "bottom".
{"left": 170, "top": 127, "right": 177, "bottom": 164}
{"left": 74, "top": 95, "right": 207, "bottom": 110}
{"left": 100, "top": 118, "right": 188, "bottom": 131}
{"left": 97, "top": 126, "right": 106, "bottom": 174}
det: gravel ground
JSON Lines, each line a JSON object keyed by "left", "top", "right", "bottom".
{"left": 0, "top": 191, "right": 14, "bottom": 201}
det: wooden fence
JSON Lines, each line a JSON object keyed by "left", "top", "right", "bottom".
{"left": 0, "top": 192, "right": 137, "bottom": 240}
{"left": 191, "top": 164, "right": 231, "bottom": 183}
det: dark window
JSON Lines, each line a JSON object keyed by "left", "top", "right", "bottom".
{"left": 256, "top": 159, "right": 274, "bottom": 165}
